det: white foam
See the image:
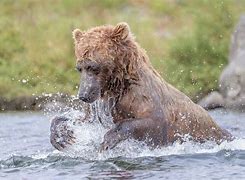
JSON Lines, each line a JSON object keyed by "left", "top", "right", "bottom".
{"left": 49, "top": 103, "right": 245, "bottom": 160}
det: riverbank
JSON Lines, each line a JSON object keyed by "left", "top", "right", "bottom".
{"left": 1, "top": 1, "right": 245, "bottom": 102}
{"left": 0, "top": 93, "right": 81, "bottom": 111}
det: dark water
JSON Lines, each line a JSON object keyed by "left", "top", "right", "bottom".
{"left": 1, "top": 110, "right": 245, "bottom": 180}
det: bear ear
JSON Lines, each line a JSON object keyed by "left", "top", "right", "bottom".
{"left": 112, "top": 22, "right": 131, "bottom": 41}
{"left": 72, "top": 28, "right": 84, "bottom": 42}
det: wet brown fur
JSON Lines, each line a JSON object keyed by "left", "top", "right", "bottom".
{"left": 72, "top": 22, "right": 232, "bottom": 149}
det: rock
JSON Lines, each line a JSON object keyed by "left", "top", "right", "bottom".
{"left": 229, "top": 15, "right": 245, "bottom": 63}
{"left": 198, "top": 91, "right": 224, "bottom": 110}
{"left": 225, "top": 95, "right": 245, "bottom": 111}
{"left": 199, "top": 15, "right": 245, "bottom": 111}
{"left": 219, "top": 53, "right": 245, "bottom": 100}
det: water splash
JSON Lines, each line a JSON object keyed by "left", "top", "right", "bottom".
{"left": 46, "top": 97, "right": 245, "bottom": 161}
{"left": 47, "top": 103, "right": 245, "bottom": 161}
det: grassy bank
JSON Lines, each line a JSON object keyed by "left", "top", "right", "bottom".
{"left": 1, "top": 0, "right": 245, "bottom": 101}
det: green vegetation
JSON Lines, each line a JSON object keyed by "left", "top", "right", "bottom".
{"left": 0, "top": 0, "right": 245, "bottom": 100}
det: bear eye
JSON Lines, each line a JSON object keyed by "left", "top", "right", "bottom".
{"left": 86, "top": 64, "right": 100, "bottom": 74}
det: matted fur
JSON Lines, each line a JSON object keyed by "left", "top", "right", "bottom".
{"left": 71, "top": 22, "right": 233, "bottom": 149}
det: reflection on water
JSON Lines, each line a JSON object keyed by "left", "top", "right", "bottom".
{"left": 0, "top": 109, "right": 245, "bottom": 179}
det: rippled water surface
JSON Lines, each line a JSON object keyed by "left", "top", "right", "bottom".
{"left": 1, "top": 109, "right": 245, "bottom": 179}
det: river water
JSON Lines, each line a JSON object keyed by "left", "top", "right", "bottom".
{"left": 1, "top": 109, "right": 245, "bottom": 179}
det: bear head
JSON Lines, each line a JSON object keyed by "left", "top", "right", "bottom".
{"left": 73, "top": 22, "right": 141, "bottom": 103}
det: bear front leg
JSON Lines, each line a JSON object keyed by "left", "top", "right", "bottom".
{"left": 100, "top": 118, "right": 167, "bottom": 151}
{"left": 100, "top": 122, "right": 131, "bottom": 151}
{"left": 50, "top": 116, "right": 76, "bottom": 151}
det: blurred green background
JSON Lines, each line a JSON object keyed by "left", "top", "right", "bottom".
{"left": 1, "top": 0, "right": 245, "bottom": 101}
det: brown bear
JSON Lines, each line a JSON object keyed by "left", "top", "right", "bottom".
{"left": 50, "top": 22, "right": 232, "bottom": 151}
